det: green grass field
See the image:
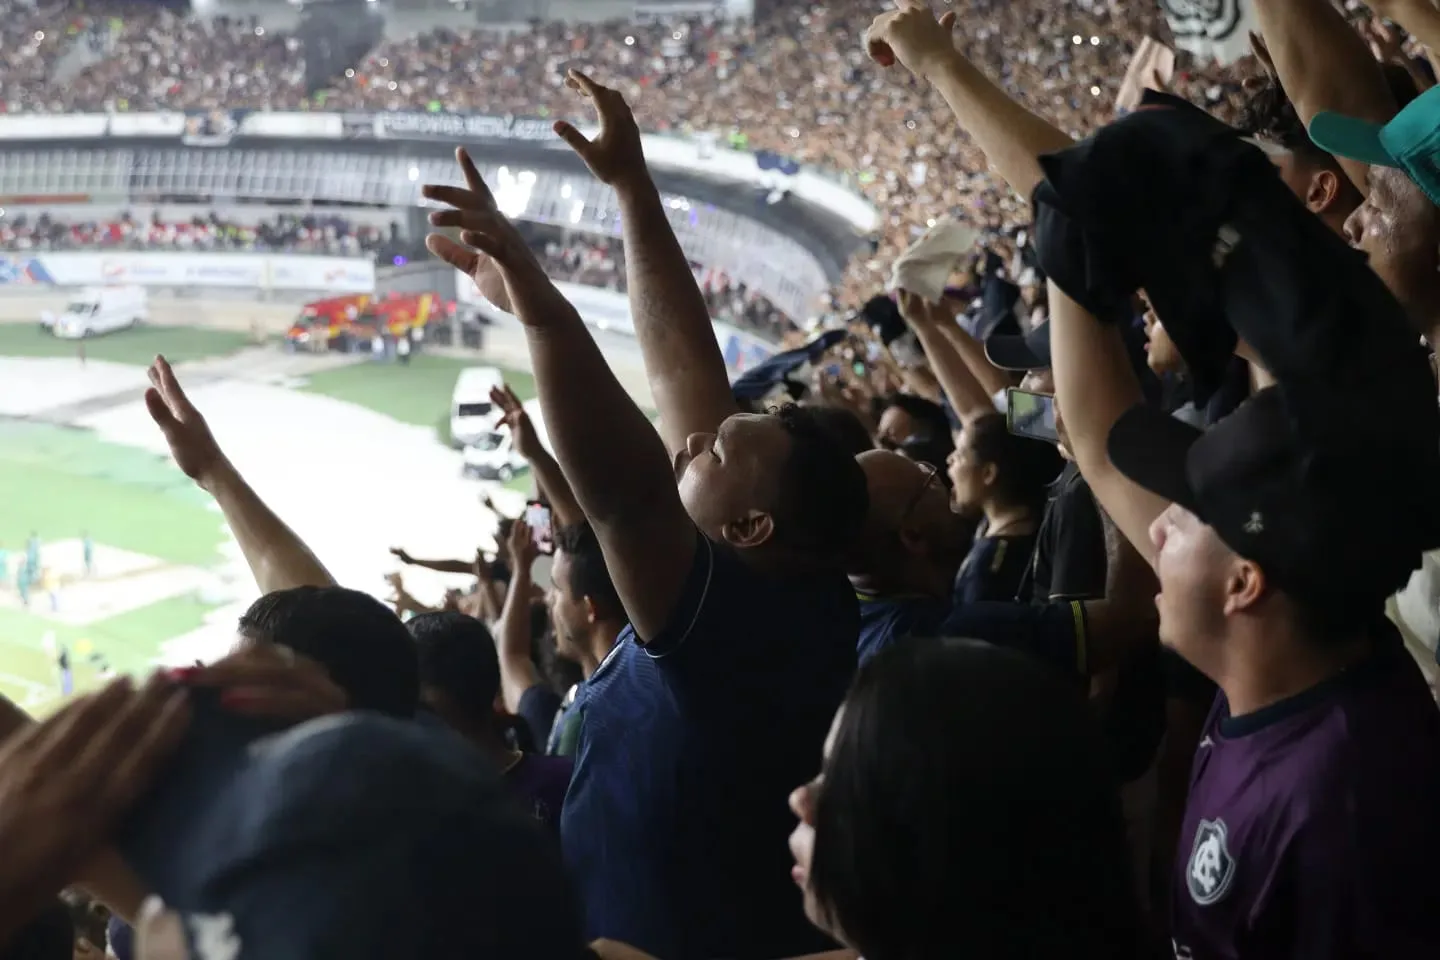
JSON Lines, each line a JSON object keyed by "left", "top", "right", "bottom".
{"left": 0, "top": 421, "right": 227, "bottom": 712}
{"left": 0, "top": 323, "right": 252, "bottom": 365}
{"left": 0, "top": 594, "right": 219, "bottom": 712}
{"left": 0, "top": 421, "right": 224, "bottom": 565}
{"left": 0, "top": 333, "right": 548, "bottom": 708}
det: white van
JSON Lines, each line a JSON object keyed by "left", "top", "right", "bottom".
{"left": 461, "top": 429, "right": 529, "bottom": 482}
{"left": 449, "top": 366, "right": 505, "bottom": 448}
{"left": 50, "top": 286, "right": 147, "bottom": 339}
{"left": 460, "top": 399, "right": 549, "bottom": 482}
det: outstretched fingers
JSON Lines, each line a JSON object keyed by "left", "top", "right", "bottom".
{"left": 457, "top": 147, "right": 487, "bottom": 196}
{"left": 425, "top": 234, "right": 483, "bottom": 275}
{"left": 565, "top": 68, "right": 602, "bottom": 98}
{"left": 422, "top": 183, "right": 496, "bottom": 213}
{"left": 553, "top": 119, "right": 592, "bottom": 156}
{"left": 144, "top": 386, "right": 180, "bottom": 434}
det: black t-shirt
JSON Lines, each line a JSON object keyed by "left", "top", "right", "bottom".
{"left": 1024, "top": 464, "right": 1165, "bottom": 782}
{"left": 1022, "top": 461, "right": 1106, "bottom": 603}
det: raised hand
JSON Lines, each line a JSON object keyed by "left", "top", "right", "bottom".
{"left": 423, "top": 147, "right": 554, "bottom": 320}
{"left": 472, "top": 547, "right": 492, "bottom": 583}
{"left": 144, "top": 356, "right": 228, "bottom": 490}
{"left": 0, "top": 675, "right": 190, "bottom": 932}
{"left": 896, "top": 288, "right": 939, "bottom": 328}
{"left": 490, "top": 383, "right": 541, "bottom": 460}
{"left": 389, "top": 547, "right": 415, "bottom": 565}
{"left": 505, "top": 517, "right": 540, "bottom": 577}
{"left": 866, "top": 0, "right": 958, "bottom": 79}
{"left": 553, "top": 70, "right": 647, "bottom": 188}
{"left": 189, "top": 644, "right": 347, "bottom": 722}
{"left": 1364, "top": 17, "right": 1406, "bottom": 65}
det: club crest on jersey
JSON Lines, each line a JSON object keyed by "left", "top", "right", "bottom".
{"left": 1186, "top": 818, "right": 1236, "bottom": 905}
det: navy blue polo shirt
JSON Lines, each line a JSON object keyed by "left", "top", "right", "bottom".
{"left": 857, "top": 592, "right": 1088, "bottom": 676}
{"left": 954, "top": 532, "right": 1039, "bottom": 604}
{"left": 561, "top": 532, "right": 855, "bottom": 960}
{"left": 857, "top": 592, "right": 948, "bottom": 664}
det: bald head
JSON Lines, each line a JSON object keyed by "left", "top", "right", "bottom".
{"left": 852, "top": 449, "right": 972, "bottom": 591}
{"left": 860, "top": 449, "right": 935, "bottom": 534}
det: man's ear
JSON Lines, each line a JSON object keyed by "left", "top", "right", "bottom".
{"left": 1223, "top": 558, "right": 1267, "bottom": 617}
{"left": 980, "top": 461, "right": 999, "bottom": 490}
{"left": 720, "top": 511, "right": 775, "bottom": 549}
{"left": 1307, "top": 168, "right": 1341, "bottom": 215}
{"left": 583, "top": 594, "right": 599, "bottom": 626}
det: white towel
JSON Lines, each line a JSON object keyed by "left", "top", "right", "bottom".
{"left": 889, "top": 220, "right": 979, "bottom": 302}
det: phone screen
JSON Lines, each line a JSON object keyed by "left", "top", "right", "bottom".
{"left": 1006, "top": 388, "right": 1059, "bottom": 444}
{"left": 525, "top": 500, "right": 555, "bottom": 555}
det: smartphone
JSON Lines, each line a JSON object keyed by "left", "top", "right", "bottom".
{"left": 525, "top": 500, "right": 555, "bottom": 555}
{"left": 1006, "top": 388, "right": 1059, "bottom": 444}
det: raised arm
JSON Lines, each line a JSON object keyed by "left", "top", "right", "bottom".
{"left": 424, "top": 148, "right": 695, "bottom": 641}
{"left": 1046, "top": 283, "right": 1169, "bottom": 567}
{"left": 1251, "top": 0, "right": 1397, "bottom": 192}
{"left": 553, "top": 70, "right": 739, "bottom": 455}
{"left": 144, "top": 357, "right": 335, "bottom": 593}
{"left": 491, "top": 383, "right": 584, "bottom": 527}
{"left": 866, "top": 0, "right": 1072, "bottom": 199}
{"left": 896, "top": 290, "right": 997, "bottom": 424}
{"left": 388, "top": 548, "right": 475, "bottom": 575}
{"left": 494, "top": 519, "right": 543, "bottom": 713}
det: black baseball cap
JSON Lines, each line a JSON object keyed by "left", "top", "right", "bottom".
{"left": 985, "top": 321, "right": 1051, "bottom": 371}
{"left": 1107, "top": 387, "right": 1434, "bottom": 609}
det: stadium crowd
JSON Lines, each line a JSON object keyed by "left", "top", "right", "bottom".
{"left": 7, "top": 1, "right": 1440, "bottom": 959}
{"left": 524, "top": 222, "right": 797, "bottom": 340}
{"left": 0, "top": 209, "right": 390, "bottom": 257}
{"left": 0, "top": 0, "right": 1262, "bottom": 308}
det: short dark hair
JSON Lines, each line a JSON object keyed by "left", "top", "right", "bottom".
{"left": 879, "top": 393, "right": 953, "bottom": 444}
{"left": 407, "top": 611, "right": 500, "bottom": 725}
{"left": 238, "top": 586, "right": 419, "bottom": 718}
{"left": 878, "top": 393, "right": 957, "bottom": 472}
{"left": 1236, "top": 75, "right": 1344, "bottom": 170}
{"left": 553, "top": 521, "right": 622, "bottom": 619}
{"left": 772, "top": 404, "right": 870, "bottom": 557}
{"left": 965, "top": 412, "right": 1061, "bottom": 511}
{"left": 809, "top": 638, "right": 1142, "bottom": 959}
{"left": 805, "top": 404, "right": 876, "bottom": 458}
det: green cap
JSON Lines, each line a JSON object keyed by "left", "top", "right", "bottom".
{"left": 1310, "top": 84, "right": 1440, "bottom": 206}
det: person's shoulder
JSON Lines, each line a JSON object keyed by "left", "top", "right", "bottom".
{"left": 1222, "top": 642, "right": 1440, "bottom": 788}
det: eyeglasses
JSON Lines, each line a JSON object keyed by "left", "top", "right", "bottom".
{"left": 898, "top": 461, "right": 941, "bottom": 528}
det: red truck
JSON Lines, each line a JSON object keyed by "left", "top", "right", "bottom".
{"left": 286, "top": 292, "right": 454, "bottom": 352}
